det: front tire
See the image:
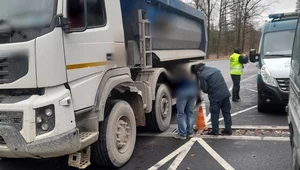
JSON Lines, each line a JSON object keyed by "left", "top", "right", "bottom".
{"left": 91, "top": 100, "right": 136, "bottom": 168}
{"left": 257, "top": 95, "right": 267, "bottom": 113}
{"left": 146, "top": 84, "right": 172, "bottom": 132}
{"left": 293, "top": 140, "right": 300, "bottom": 170}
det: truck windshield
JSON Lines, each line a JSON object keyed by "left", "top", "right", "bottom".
{"left": 263, "top": 30, "right": 295, "bottom": 57}
{"left": 0, "top": 0, "right": 56, "bottom": 29}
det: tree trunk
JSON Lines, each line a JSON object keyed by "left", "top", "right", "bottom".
{"left": 217, "top": 0, "right": 224, "bottom": 58}
{"left": 207, "top": 0, "right": 211, "bottom": 59}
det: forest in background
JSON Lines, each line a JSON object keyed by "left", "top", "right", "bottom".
{"left": 183, "top": 0, "right": 297, "bottom": 58}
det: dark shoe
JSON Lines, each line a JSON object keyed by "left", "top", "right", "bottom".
{"left": 187, "top": 133, "right": 194, "bottom": 138}
{"left": 232, "top": 98, "right": 239, "bottom": 102}
{"left": 174, "top": 133, "right": 187, "bottom": 140}
{"left": 221, "top": 130, "right": 232, "bottom": 135}
{"left": 207, "top": 131, "right": 220, "bottom": 136}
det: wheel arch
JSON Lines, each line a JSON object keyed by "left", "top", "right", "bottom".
{"left": 136, "top": 68, "right": 171, "bottom": 101}
{"left": 94, "top": 68, "right": 144, "bottom": 125}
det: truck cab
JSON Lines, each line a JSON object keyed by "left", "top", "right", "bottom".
{"left": 249, "top": 12, "right": 298, "bottom": 112}
{"left": 0, "top": 0, "right": 207, "bottom": 169}
{"left": 288, "top": 11, "right": 300, "bottom": 170}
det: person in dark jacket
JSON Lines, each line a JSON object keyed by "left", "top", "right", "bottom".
{"left": 172, "top": 66, "right": 198, "bottom": 140}
{"left": 192, "top": 63, "right": 232, "bottom": 135}
{"left": 230, "top": 47, "right": 249, "bottom": 102}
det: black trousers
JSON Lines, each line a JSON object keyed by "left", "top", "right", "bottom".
{"left": 210, "top": 97, "right": 232, "bottom": 133}
{"left": 231, "top": 75, "right": 241, "bottom": 100}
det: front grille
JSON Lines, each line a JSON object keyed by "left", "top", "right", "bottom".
{"left": 0, "top": 53, "right": 28, "bottom": 84}
{"left": 276, "top": 78, "right": 289, "bottom": 92}
{"left": 0, "top": 111, "right": 23, "bottom": 131}
{"left": 0, "top": 35, "right": 10, "bottom": 44}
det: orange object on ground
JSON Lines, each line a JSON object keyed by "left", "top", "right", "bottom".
{"left": 194, "top": 106, "right": 208, "bottom": 131}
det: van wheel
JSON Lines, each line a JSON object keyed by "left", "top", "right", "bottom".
{"left": 146, "top": 84, "right": 172, "bottom": 132}
{"left": 257, "top": 95, "right": 267, "bottom": 113}
{"left": 292, "top": 140, "right": 300, "bottom": 170}
{"left": 91, "top": 100, "right": 136, "bottom": 168}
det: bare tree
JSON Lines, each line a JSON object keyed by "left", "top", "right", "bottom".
{"left": 192, "top": 0, "right": 218, "bottom": 58}
{"left": 297, "top": 0, "right": 300, "bottom": 11}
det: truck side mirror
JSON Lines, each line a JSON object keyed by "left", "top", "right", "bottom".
{"left": 249, "top": 49, "right": 259, "bottom": 63}
{"left": 61, "top": 17, "right": 72, "bottom": 33}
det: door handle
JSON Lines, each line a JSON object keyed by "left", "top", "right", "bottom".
{"left": 106, "top": 53, "right": 113, "bottom": 61}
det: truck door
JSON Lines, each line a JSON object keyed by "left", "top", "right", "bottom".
{"left": 62, "top": 0, "right": 126, "bottom": 110}
{"left": 290, "top": 13, "right": 300, "bottom": 144}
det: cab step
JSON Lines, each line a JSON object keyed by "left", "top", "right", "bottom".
{"left": 79, "top": 132, "right": 98, "bottom": 150}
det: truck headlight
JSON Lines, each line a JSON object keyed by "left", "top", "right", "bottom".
{"left": 35, "top": 105, "right": 55, "bottom": 135}
{"left": 261, "top": 65, "right": 277, "bottom": 87}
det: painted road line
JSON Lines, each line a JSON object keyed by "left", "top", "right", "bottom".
{"left": 197, "top": 138, "right": 235, "bottom": 170}
{"left": 206, "top": 125, "right": 289, "bottom": 130}
{"left": 207, "top": 105, "right": 258, "bottom": 125}
{"left": 167, "top": 139, "right": 195, "bottom": 170}
{"left": 229, "top": 74, "right": 256, "bottom": 91}
{"left": 242, "top": 88, "right": 258, "bottom": 93}
{"left": 148, "top": 138, "right": 197, "bottom": 170}
{"left": 138, "top": 133, "right": 290, "bottom": 142}
{"left": 241, "top": 74, "right": 256, "bottom": 83}
{"left": 199, "top": 135, "right": 290, "bottom": 141}
{"left": 201, "top": 102, "right": 209, "bottom": 124}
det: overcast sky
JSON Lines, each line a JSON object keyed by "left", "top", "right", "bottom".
{"left": 262, "top": 0, "right": 296, "bottom": 19}
{"left": 182, "top": 0, "right": 297, "bottom": 28}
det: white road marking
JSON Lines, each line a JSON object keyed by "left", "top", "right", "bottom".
{"left": 167, "top": 139, "right": 195, "bottom": 170}
{"left": 206, "top": 113, "right": 211, "bottom": 123}
{"left": 148, "top": 138, "right": 197, "bottom": 170}
{"left": 207, "top": 105, "right": 258, "bottom": 125}
{"left": 207, "top": 125, "right": 289, "bottom": 130}
{"left": 138, "top": 133, "right": 290, "bottom": 142}
{"left": 198, "top": 135, "right": 290, "bottom": 141}
{"left": 229, "top": 74, "right": 256, "bottom": 91}
{"left": 197, "top": 138, "right": 235, "bottom": 170}
{"left": 242, "top": 88, "right": 258, "bottom": 93}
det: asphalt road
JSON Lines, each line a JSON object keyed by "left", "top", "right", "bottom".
{"left": 0, "top": 59, "right": 291, "bottom": 170}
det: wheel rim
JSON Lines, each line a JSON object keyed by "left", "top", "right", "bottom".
{"left": 115, "top": 116, "right": 131, "bottom": 154}
{"left": 160, "top": 95, "right": 170, "bottom": 119}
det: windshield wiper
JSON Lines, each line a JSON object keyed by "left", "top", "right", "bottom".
{"left": 264, "top": 54, "right": 291, "bottom": 57}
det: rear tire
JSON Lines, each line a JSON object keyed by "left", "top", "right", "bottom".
{"left": 91, "top": 100, "right": 136, "bottom": 168}
{"left": 146, "top": 84, "right": 172, "bottom": 132}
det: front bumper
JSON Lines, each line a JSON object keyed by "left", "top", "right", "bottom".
{"left": 0, "top": 127, "right": 80, "bottom": 158}
{"left": 0, "top": 85, "right": 77, "bottom": 158}
{"left": 258, "top": 82, "right": 288, "bottom": 105}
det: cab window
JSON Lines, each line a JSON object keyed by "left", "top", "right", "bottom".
{"left": 67, "top": 0, "right": 106, "bottom": 29}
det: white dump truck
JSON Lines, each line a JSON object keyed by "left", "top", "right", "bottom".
{"left": 0, "top": 0, "right": 207, "bottom": 168}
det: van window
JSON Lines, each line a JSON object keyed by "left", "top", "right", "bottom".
{"left": 263, "top": 30, "right": 295, "bottom": 57}
{"left": 67, "top": 0, "right": 106, "bottom": 29}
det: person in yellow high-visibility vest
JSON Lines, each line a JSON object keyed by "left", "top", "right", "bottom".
{"left": 230, "top": 47, "right": 248, "bottom": 102}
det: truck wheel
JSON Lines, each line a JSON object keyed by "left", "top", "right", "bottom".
{"left": 292, "top": 140, "right": 300, "bottom": 170}
{"left": 146, "top": 84, "right": 172, "bottom": 132}
{"left": 257, "top": 95, "right": 267, "bottom": 113}
{"left": 91, "top": 100, "right": 136, "bottom": 168}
